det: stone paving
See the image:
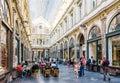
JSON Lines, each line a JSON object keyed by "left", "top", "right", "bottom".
{"left": 11, "top": 65, "right": 120, "bottom": 83}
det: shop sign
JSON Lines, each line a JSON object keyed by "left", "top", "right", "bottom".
{"left": 82, "top": 44, "right": 86, "bottom": 51}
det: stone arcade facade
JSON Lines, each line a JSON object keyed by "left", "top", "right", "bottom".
{"left": 49, "top": 0, "right": 120, "bottom": 75}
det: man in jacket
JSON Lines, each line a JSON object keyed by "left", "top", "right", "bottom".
{"left": 102, "top": 56, "right": 110, "bottom": 81}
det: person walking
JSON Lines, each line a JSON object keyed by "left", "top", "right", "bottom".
{"left": 74, "top": 62, "right": 80, "bottom": 78}
{"left": 79, "top": 56, "right": 86, "bottom": 77}
{"left": 102, "top": 56, "right": 111, "bottom": 81}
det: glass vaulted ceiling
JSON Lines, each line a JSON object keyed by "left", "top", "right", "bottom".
{"left": 28, "top": 0, "right": 62, "bottom": 26}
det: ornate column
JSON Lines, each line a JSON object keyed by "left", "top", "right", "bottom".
{"left": 75, "top": 4, "right": 80, "bottom": 23}
{"left": 84, "top": 0, "right": 87, "bottom": 16}
{"left": 74, "top": 34, "right": 77, "bottom": 61}
{"left": 73, "top": 4, "right": 77, "bottom": 25}
{"left": 68, "top": 40, "right": 69, "bottom": 60}
{"left": 100, "top": 13, "right": 107, "bottom": 58}
{"left": 19, "top": 24, "right": 21, "bottom": 63}
{"left": 63, "top": 43, "right": 64, "bottom": 59}
{"left": 66, "top": 14, "right": 69, "bottom": 30}
{"left": 68, "top": 14, "right": 72, "bottom": 29}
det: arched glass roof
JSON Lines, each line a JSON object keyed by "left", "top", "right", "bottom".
{"left": 28, "top": 0, "right": 72, "bottom": 29}
{"left": 28, "top": 0, "right": 62, "bottom": 25}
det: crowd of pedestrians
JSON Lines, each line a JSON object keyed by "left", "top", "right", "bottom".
{"left": 14, "top": 55, "right": 111, "bottom": 82}
{"left": 71, "top": 55, "right": 111, "bottom": 82}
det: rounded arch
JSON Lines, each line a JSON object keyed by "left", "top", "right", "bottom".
{"left": 88, "top": 25, "right": 101, "bottom": 40}
{"left": 107, "top": 13, "right": 120, "bottom": 33}
{"left": 60, "top": 42, "right": 64, "bottom": 60}
{"left": 60, "top": 43, "right": 63, "bottom": 50}
{"left": 69, "top": 37, "right": 74, "bottom": 48}
{"left": 106, "top": 9, "right": 120, "bottom": 33}
{"left": 64, "top": 41, "right": 68, "bottom": 49}
{"left": 4, "top": 0, "right": 11, "bottom": 25}
{"left": 77, "top": 32, "right": 85, "bottom": 43}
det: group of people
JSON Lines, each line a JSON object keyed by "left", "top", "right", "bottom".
{"left": 73, "top": 56, "right": 110, "bottom": 81}
{"left": 16, "top": 61, "right": 40, "bottom": 77}
{"left": 40, "top": 60, "right": 59, "bottom": 69}
{"left": 74, "top": 56, "right": 86, "bottom": 78}
{"left": 16, "top": 56, "right": 111, "bottom": 81}
{"left": 16, "top": 61, "right": 29, "bottom": 77}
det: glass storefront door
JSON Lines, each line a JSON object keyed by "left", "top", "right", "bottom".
{"left": 88, "top": 40, "right": 102, "bottom": 64}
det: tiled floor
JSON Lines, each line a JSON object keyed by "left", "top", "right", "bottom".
{"left": 11, "top": 65, "right": 120, "bottom": 83}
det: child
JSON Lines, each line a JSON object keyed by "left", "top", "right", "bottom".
{"left": 74, "top": 62, "right": 80, "bottom": 78}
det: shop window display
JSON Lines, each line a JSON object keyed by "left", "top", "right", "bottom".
{"left": 0, "top": 26, "right": 8, "bottom": 71}
{"left": 1, "top": 0, "right": 10, "bottom": 25}
{"left": 108, "top": 14, "right": 120, "bottom": 66}
{"left": 87, "top": 26, "right": 102, "bottom": 67}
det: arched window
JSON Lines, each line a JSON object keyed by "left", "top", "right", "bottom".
{"left": 69, "top": 38, "right": 74, "bottom": 48}
{"left": 88, "top": 26, "right": 101, "bottom": 39}
{"left": 60, "top": 43, "right": 63, "bottom": 50}
{"left": 108, "top": 14, "right": 120, "bottom": 33}
{"left": 64, "top": 41, "right": 68, "bottom": 49}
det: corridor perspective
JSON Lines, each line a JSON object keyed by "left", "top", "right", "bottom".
{"left": 0, "top": 0, "right": 120, "bottom": 83}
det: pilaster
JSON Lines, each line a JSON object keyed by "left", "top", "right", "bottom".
{"left": 75, "top": 4, "right": 80, "bottom": 23}
{"left": 74, "top": 34, "right": 77, "bottom": 61}
{"left": 19, "top": 23, "right": 22, "bottom": 63}
{"left": 73, "top": 4, "right": 77, "bottom": 25}
{"left": 100, "top": 13, "right": 107, "bottom": 58}
{"left": 66, "top": 14, "right": 69, "bottom": 30}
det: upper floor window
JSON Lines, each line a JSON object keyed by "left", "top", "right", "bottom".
{"left": 64, "top": 19, "right": 67, "bottom": 32}
{"left": 1, "top": 0, "right": 10, "bottom": 24}
{"left": 70, "top": 12, "right": 73, "bottom": 27}
{"left": 16, "top": 21, "right": 19, "bottom": 35}
{"left": 92, "top": 0, "right": 97, "bottom": 9}
{"left": 79, "top": 4, "right": 82, "bottom": 20}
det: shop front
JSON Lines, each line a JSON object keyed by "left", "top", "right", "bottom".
{"left": 77, "top": 34, "right": 85, "bottom": 58}
{"left": 106, "top": 13, "right": 120, "bottom": 75}
{"left": 60, "top": 44, "right": 63, "bottom": 61}
{"left": 0, "top": 22, "right": 13, "bottom": 82}
{"left": 69, "top": 38, "right": 75, "bottom": 62}
{"left": 87, "top": 26, "right": 102, "bottom": 72}
{"left": 64, "top": 41, "right": 68, "bottom": 60}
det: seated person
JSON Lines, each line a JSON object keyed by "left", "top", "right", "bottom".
{"left": 40, "top": 61, "right": 46, "bottom": 67}
{"left": 32, "top": 62, "right": 39, "bottom": 72}
{"left": 17, "top": 63, "right": 27, "bottom": 77}
{"left": 51, "top": 62, "right": 57, "bottom": 68}
{"left": 17, "top": 64, "right": 23, "bottom": 72}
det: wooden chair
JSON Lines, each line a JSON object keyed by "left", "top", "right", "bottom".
{"left": 43, "top": 68, "right": 51, "bottom": 77}
{"left": 33, "top": 69, "right": 39, "bottom": 78}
